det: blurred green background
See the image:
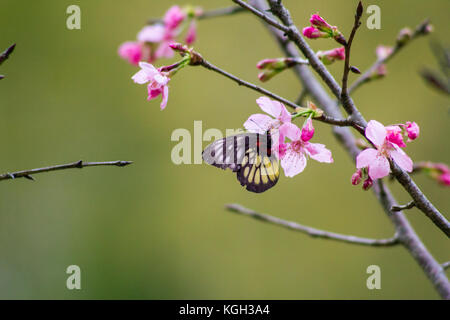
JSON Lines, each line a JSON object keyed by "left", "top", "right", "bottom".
{"left": 0, "top": 0, "right": 448, "bottom": 299}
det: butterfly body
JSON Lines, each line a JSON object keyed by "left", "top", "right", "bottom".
{"left": 202, "top": 131, "right": 280, "bottom": 193}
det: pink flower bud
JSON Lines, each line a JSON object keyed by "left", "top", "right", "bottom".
{"left": 310, "top": 14, "right": 332, "bottom": 30}
{"left": 386, "top": 126, "right": 406, "bottom": 148}
{"left": 438, "top": 173, "right": 450, "bottom": 186}
{"left": 397, "top": 28, "right": 412, "bottom": 45}
{"left": 405, "top": 121, "right": 419, "bottom": 141}
{"left": 257, "top": 58, "right": 279, "bottom": 70}
{"left": 376, "top": 45, "right": 393, "bottom": 60}
{"left": 118, "top": 41, "right": 142, "bottom": 66}
{"left": 301, "top": 118, "right": 314, "bottom": 142}
{"left": 362, "top": 177, "right": 373, "bottom": 190}
{"left": 302, "top": 26, "right": 329, "bottom": 39}
{"left": 164, "top": 6, "right": 186, "bottom": 30}
{"left": 351, "top": 169, "right": 363, "bottom": 185}
{"left": 317, "top": 47, "right": 345, "bottom": 65}
{"left": 185, "top": 21, "right": 197, "bottom": 45}
{"left": 257, "top": 70, "right": 279, "bottom": 82}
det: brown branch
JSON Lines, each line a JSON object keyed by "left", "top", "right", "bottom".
{"left": 341, "top": 2, "right": 363, "bottom": 104}
{"left": 248, "top": 0, "right": 450, "bottom": 299}
{"left": 226, "top": 203, "right": 399, "bottom": 247}
{"left": 147, "top": 6, "right": 246, "bottom": 25}
{"left": 349, "top": 19, "right": 433, "bottom": 94}
{"left": 0, "top": 160, "right": 133, "bottom": 182}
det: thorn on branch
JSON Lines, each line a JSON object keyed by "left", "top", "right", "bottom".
{"left": 0, "top": 43, "right": 16, "bottom": 66}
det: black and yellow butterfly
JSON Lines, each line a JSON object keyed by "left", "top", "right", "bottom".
{"left": 202, "top": 131, "right": 280, "bottom": 193}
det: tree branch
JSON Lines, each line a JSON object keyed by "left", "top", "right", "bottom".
{"left": 247, "top": 0, "right": 450, "bottom": 299}
{"left": 0, "top": 160, "right": 133, "bottom": 182}
{"left": 238, "top": 0, "right": 449, "bottom": 238}
{"left": 391, "top": 201, "right": 416, "bottom": 212}
{"left": 147, "top": 6, "right": 246, "bottom": 25}
{"left": 194, "top": 54, "right": 356, "bottom": 128}
{"left": 349, "top": 19, "right": 433, "bottom": 94}
{"left": 341, "top": 2, "right": 363, "bottom": 105}
{"left": 226, "top": 203, "right": 399, "bottom": 247}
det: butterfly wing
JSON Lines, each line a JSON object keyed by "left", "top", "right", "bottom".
{"left": 202, "top": 132, "right": 280, "bottom": 193}
{"left": 236, "top": 133, "right": 280, "bottom": 193}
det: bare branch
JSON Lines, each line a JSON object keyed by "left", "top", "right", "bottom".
{"left": 226, "top": 203, "right": 399, "bottom": 247}
{"left": 341, "top": 2, "right": 363, "bottom": 105}
{"left": 392, "top": 201, "right": 416, "bottom": 212}
{"left": 147, "top": 6, "right": 246, "bottom": 25}
{"left": 192, "top": 52, "right": 355, "bottom": 128}
{"left": 0, "top": 160, "right": 133, "bottom": 182}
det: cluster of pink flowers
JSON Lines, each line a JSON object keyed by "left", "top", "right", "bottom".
{"left": 302, "top": 14, "right": 345, "bottom": 45}
{"left": 352, "top": 120, "right": 420, "bottom": 190}
{"left": 244, "top": 97, "right": 333, "bottom": 177}
{"left": 119, "top": 5, "right": 197, "bottom": 66}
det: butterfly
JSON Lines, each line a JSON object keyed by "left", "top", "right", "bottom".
{"left": 202, "top": 130, "right": 280, "bottom": 193}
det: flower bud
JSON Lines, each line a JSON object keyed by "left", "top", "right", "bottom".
{"left": 301, "top": 118, "right": 315, "bottom": 142}
{"left": 258, "top": 70, "right": 279, "bottom": 82}
{"left": 310, "top": 14, "right": 332, "bottom": 30}
{"left": 257, "top": 58, "right": 289, "bottom": 70}
{"left": 302, "top": 26, "right": 330, "bottom": 39}
{"left": 316, "top": 47, "right": 345, "bottom": 65}
{"left": 396, "top": 28, "right": 412, "bottom": 46}
{"left": 405, "top": 121, "right": 419, "bottom": 141}
{"left": 376, "top": 45, "right": 393, "bottom": 60}
{"left": 386, "top": 126, "right": 406, "bottom": 147}
{"left": 362, "top": 177, "right": 373, "bottom": 190}
{"left": 351, "top": 169, "right": 363, "bottom": 185}
{"left": 438, "top": 173, "right": 450, "bottom": 186}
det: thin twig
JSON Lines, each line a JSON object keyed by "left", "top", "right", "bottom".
{"left": 391, "top": 201, "right": 416, "bottom": 212}
{"left": 249, "top": 0, "right": 450, "bottom": 299}
{"left": 196, "top": 55, "right": 355, "bottom": 128}
{"left": 0, "top": 160, "right": 133, "bottom": 182}
{"left": 147, "top": 6, "right": 246, "bottom": 25}
{"left": 349, "top": 19, "right": 433, "bottom": 94}
{"left": 341, "top": 2, "right": 363, "bottom": 107}
{"left": 226, "top": 203, "right": 399, "bottom": 247}
{"left": 0, "top": 43, "right": 15, "bottom": 66}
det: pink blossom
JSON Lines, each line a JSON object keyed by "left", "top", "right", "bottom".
{"left": 137, "top": 25, "right": 166, "bottom": 43}
{"left": 356, "top": 120, "right": 413, "bottom": 180}
{"left": 278, "top": 122, "right": 333, "bottom": 177}
{"left": 164, "top": 6, "right": 186, "bottom": 30}
{"left": 132, "top": 62, "right": 170, "bottom": 110}
{"left": 244, "top": 97, "right": 291, "bottom": 133}
{"left": 439, "top": 173, "right": 450, "bottom": 186}
{"left": 317, "top": 47, "right": 345, "bottom": 65}
{"left": 118, "top": 41, "right": 142, "bottom": 66}
{"left": 405, "top": 121, "right": 419, "bottom": 141}
{"left": 185, "top": 21, "right": 197, "bottom": 45}
{"left": 385, "top": 125, "right": 406, "bottom": 148}
{"left": 362, "top": 177, "right": 373, "bottom": 190}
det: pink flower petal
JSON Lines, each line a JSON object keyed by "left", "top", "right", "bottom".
{"left": 137, "top": 25, "right": 165, "bottom": 43}
{"left": 301, "top": 118, "right": 314, "bottom": 142}
{"left": 304, "top": 142, "right": 333, "bottom": 163}
{"left": 279, "top": 122, "right": 301, "bottom": 142}
{"left": 365, "top": 120, "right": 387, "bottom": 147}
{"left": 132, "top": 69, "right": 150, "bottom": 84}
{"left": 160, "top": 85, "right": 169, "bottom": 110}
{"left": 390, "top": 145, "right": 413, "bottom": 172}
{"left": 368, "top": 154, "right": 390, "bottom": 180}
{"left": 118, "top": 42, "right": 142, "bottom": 66}
{"left": 243, "top": 114, "right": 275, "bottom": 133}
{"left": 155, "top": 41, "right": 175, "bottom": 59}
{"left": 356, "top": 148, "right": 378, "bottom": 169}
{"left": 256, "top": 97, "right": 284, "bottom": 118}
{"left": 281, "top": 148, "right": 307, "bottom": 177}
